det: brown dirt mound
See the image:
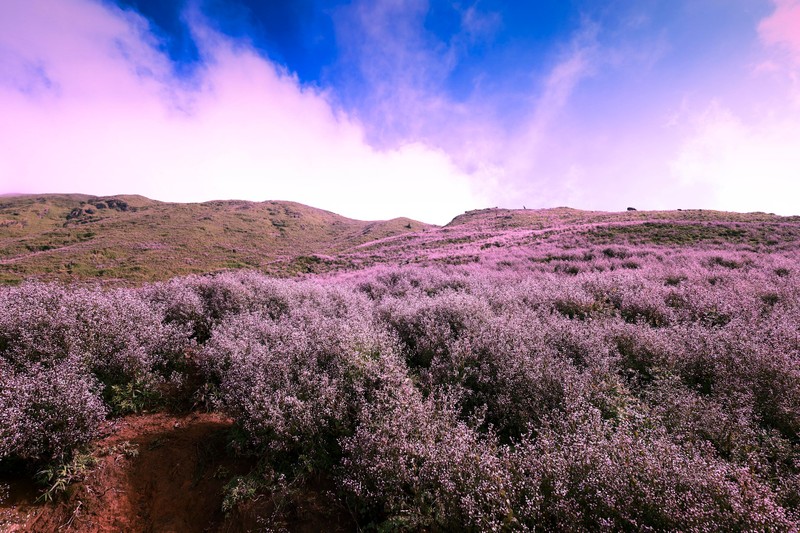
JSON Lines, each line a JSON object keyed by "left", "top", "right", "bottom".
{"left": 1, "top": 413, "right": 354, "bottom": 532}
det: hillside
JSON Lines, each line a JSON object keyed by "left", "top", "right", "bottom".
{"left": 0, "top": 194, "right": 430, "bottom": 284}
{"left": 3, "top": 195, "right": 800, "bottom": 286}
{"left": 340, "top": 206, "right": 800, "bottom": 271}
{"left": 3, "top": 197, "right": 800, "bottom": 531}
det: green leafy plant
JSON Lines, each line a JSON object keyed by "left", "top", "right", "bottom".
{"left": 35, "top": 453, "right": 97, "bottom": 502}
{"left": 104, "top": 440, "right": 139, "bottom": 459}
{"left": 106, "top": 379, "right": 162, "bottom": 415}
{"left": 222, "top": 473, "right": 265, "bottom": 513}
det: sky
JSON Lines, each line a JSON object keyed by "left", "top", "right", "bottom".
{"left": 1, "top": 0, "right": 799, "bottom": 224}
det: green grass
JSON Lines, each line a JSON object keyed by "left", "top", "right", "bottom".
{"left": 35, "top": 453, "right": 97, "bottom": 502}
{"left": 2, "top": 195, "right": 799, "bottom": 284}
{"left": 0, "top": 194, "right": 430, "bottom": 284}
{"left": 585, "top": 223, "right": 742, "bottom": 245}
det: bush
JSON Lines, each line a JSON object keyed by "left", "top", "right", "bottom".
{"left": 200, "top": 285, "right": 405, "bottom": 473}
{"left": 505, "top": 407, "right": 794, "bottom": 531}
{"left": 0, "top": 359, "right": 106, "bottom": 463}
{"left": 2, "top": 260, "right": 800, "bottom": 528}
{"left": 341, "top": 388, "right": 512, "bottom": 531}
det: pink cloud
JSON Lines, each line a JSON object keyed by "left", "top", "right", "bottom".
{"left": 759, "top": 0, "right": 800, "bottom": 64}
{"left": 0, "top": 0, "right": 487, "bottom": 224}
{"left": 4, "top": 0, "right": 795, "bottom": 221}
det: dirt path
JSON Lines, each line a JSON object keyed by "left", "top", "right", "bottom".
{"left": 3, "top": 413, "right": 248, "bottom": 532}
{"left": 0, "top": 241, "right": 92, "bottom": 265}
{"left": 125, "top": 414, "right": 244, "bottom": 532}
{"left": 1, "top": 412, "right": 355, "bottom": 532}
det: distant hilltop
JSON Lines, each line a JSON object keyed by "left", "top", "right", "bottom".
{"left": 0, "top": 194, "right": 429, "bottom": 284}
{"left": 1, "top": 193, "right": 798, "bottom": 285}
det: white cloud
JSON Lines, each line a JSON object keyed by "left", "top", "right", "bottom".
{"left": 665, "top": 0, "right": 800, "bottom": 216}
{"left": 0, "top": 0, "right": 486, "bottom": 224}
{"left": 491, "top": 22, "right": 601, "bottom": 208}
{"left": 671, "top": 102, "right": 800, "bottom": 215}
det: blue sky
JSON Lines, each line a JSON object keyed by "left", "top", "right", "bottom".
{"left": 1, "top": 0, "right": 799, "bottom": 223}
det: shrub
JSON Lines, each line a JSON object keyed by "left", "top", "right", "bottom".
{"left": 200, "top": 285, "right": 405, "bottom": 474}
{"left": 379, "top": 291, "right": 490, "bottom": 372}
{"left": 2, "top": 256, "right": 800, "bottom": 529}
{"left": 340, "top": 388, "right": 512, "bottom": 531}
{"left": 0, "top": 359, "right": 106, "bottom": 463}
{"left": 505, "top": 407, "right": 794, "bottom": 531}
{"left": 0, "top": 282, "right": 193, "bottom": 406}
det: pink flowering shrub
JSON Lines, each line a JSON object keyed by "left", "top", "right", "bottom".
{"left": 379, "top": 290, "right": 491, "bottom": 371}
{"left": 69, "top": 289, "right": 191, "bottom": 394}
{"left": 340, "top": 387, "right": 513, "bottom": 531}
{"left": 200, "top": 284, "right": 406, "bottom": 472}
{"left": 0, "top": 283, "right": 193, "bottom": 415}
{"left": 141, "top": 277, "right": 207, "bottom": 340}
{"left": 0, "top": 283, "right": 78, "bottom": 369}
{"left": 0, "top": 282, "right": 194, "bottom": 467}
{"left": 504, "top": 406, "right": 794, "bottom": 530}
{"left": 355, "top": 267, "right": 470, "bottom": 300}
{"left": 0, "top": 359, "right": 106, "bottom": 463}
{"left": 1, "top": 283, "right": 188, "bottom": 374}
{"left": 2, "top": 240, "right": 800, "bottom": 527}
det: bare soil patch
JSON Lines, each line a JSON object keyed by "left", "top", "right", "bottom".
{"left": 1, "top": 413, "right": 353, "bottom": 532}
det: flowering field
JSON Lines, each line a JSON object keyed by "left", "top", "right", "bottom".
{"left": 2, "top": 208, "right": 800, "bottom": 530}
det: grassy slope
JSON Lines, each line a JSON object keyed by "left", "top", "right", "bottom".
{"left": 341, "top": 206, "right": 800, "bottom": 269}
{"left": 0, "top": 194, "right": 430, "bottom": 284}
{"left": 3, "top": 195, "right": 800, "bottom": 284}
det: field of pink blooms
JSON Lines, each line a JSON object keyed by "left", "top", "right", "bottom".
{"left": 2, "top": 211, "right": 800, "bottom": 530}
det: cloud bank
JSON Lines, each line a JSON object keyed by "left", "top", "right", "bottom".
{"left": 1, "top": 0, "right": 800, "bottom": 221}
{"left": 668, "top": 0, "right": 800, "bottom": 214}
{"left": 0, "top": 0, "right": 486, "bottom": 224}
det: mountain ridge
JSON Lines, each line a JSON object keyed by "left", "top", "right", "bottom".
{"left": 0, "top": 193, "right": 432, "bottom": 283}
{"left": 2, "top": 193, "right": 799, "bottom": 285}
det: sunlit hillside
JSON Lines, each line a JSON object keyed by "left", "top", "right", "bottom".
{"left": 0, "top": 194, "right": 429, "bottom": 284}
{"left": 2, "top": 199, "right": 800, "bottom": 531}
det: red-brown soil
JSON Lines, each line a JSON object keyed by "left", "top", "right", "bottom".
{"left": 0, "top": 413, "right": 354, "bottom": 532}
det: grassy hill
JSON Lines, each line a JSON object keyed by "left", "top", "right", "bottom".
{"left": 3, "top": 194, "right": 800, "bottom": 285}
{"left": 340, "top": 206, "right": 800, "bottom": 270}
{"left": 3, "top": 196, "right": 800, "bottom": 531}
{"left": 0, "top": 194, "right": 430, "bottom": 284}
